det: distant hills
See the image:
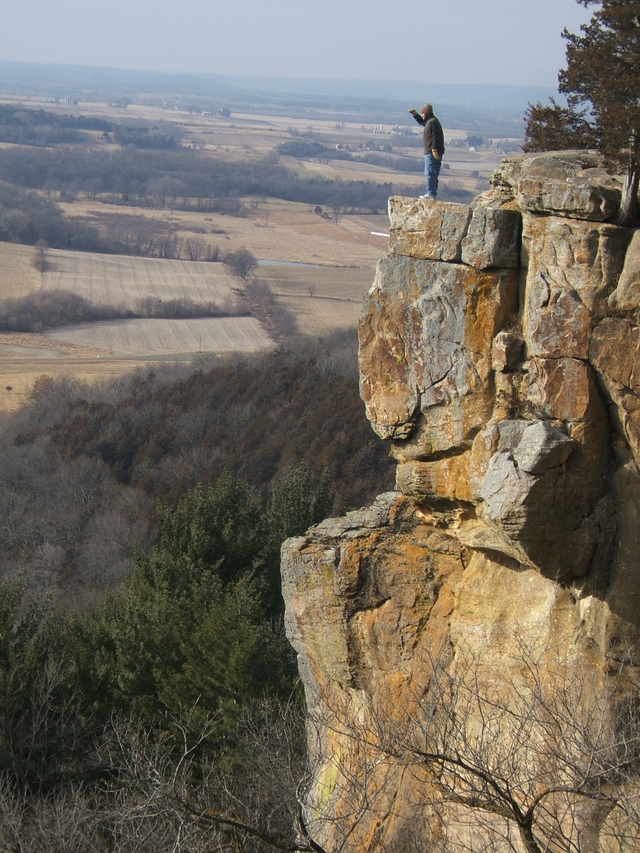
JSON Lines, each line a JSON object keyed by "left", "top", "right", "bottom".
{"left": 0, "top": 61, "right": 552, "bottom": 135}
{"left": 232, "top": 75, "right": 555, "bottom": 114}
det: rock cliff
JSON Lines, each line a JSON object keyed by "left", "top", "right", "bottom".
{"left": 282, "top": 152, "right": 640, "bottom": 852}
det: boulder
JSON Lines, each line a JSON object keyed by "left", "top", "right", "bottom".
{"left": 358, "top": 253, "right": 518, "bottom": 445}
{"left": 461, "top": 189, "right": 522, "bottom": 269}
{"left": 513, "top": 420, "right": 575, "bottom": 474}
{"left": 590, "top": 317, "right": 640, "bottom": 465}
{"left": 387, "top": 192, "right": 522, "bottom": 270}
{"left": 491, "top": 329, "right": 525, "bottom": 372}
{"left": 608, "top": 464, "right": 640, "bottom": 624}
{"left": 493, "top": 150, "right": 621, "bottom": 221}
{"left": 522, "top": 213, "right": 629, "bottom": 358}
{"left": 387, "top": 196, "right": 471, "bottom": 262}
{"left": 395, "top": 454, "right": 476, "bottom": 504}
{"left": 490, "top": 154, "right": 524, "bottom": 192}
{"left": 478, "top": 420, "right": 608, "bottom": 580}
{"left": 523, "top": 357, "right": 598, "bottom": 422}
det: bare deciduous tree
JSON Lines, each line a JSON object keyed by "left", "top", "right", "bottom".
{"left": 155, "top": 232, "right": 182, "bottom": 260}
{"left": 225, "top": 248, "right": 258, "bottom": 279}
{"left": 304, "top": 634, "right": 640, "bottom": 853}
{"left": 184, "top": 236, "right": 208, "bottom": 261}
{"left": 31, "top": 240, "right": 47, "bottom": 273}
{"left": 0, "top": 702, "right": 323, "bottom": 853}
{"left": 5, "top": 635, "right": 636, "bottom": 853}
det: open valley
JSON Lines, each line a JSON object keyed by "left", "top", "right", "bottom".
{"left": 0, "top": 90, "right": 517, "bottom": 409}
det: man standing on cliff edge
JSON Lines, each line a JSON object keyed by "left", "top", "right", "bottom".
{"left": 409, "top": 104, "right": 445, "bottom": 200}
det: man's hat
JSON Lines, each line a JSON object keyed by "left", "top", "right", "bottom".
{"left": 422, "top": 103, "right": 433, "bottom": 111}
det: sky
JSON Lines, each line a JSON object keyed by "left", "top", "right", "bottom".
{"left": 1, "top": 0, "right": 592, "bottom": 88}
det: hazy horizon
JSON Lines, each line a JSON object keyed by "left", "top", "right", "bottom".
{"left": 0, "top": 60, "right": 556, "bottom": 116}
{"left": 2, "top": 1, "right": 590, "bottom": 89}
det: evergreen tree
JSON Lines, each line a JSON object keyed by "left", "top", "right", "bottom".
{"left": 0, "top": 581, "right": 87, "bottom": 790}
{"left": 267, "top": 463, "right": 313, "bottom": 545}
{"left": 74, "top": 474, "right": 297, "bottom": 736}
{"left": 523, "top": 98, "right": 598, "bottom": 153}
{"left": 311, "top": 463, "right": 335, "bottom": 524}
{"left": 561, "top": 0, "right": 640, "bottom": 223}
{"left": 524, "top": 0, "right": 640, "bottom": 224}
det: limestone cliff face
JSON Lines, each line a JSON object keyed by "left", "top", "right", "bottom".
{"left": 282, "top": 152, "right": 640, "bottom": 852}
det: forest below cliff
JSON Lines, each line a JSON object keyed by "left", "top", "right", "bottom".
{"left": 2, "top": 330, "right": 392, "bottom": 599}
{"left": 0, "top": 330, "right": 394, "bottom": 851}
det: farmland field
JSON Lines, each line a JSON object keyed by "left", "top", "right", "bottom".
{"left": 57, "top": 198, "right": 387, "bottom": 268}
{"left": 275, "top": 295, "right": 362, "bottom": 337}
{"left": 0, "top": 242, "right": 42, "bottom": 297}
{"left": 257, "top": 263, "right": 374, "bottom": 302}
{"left": 44, "top": 316, "right": 273, "bottom": 356}
{"left": 0, "top": 245, "right": 243, "bottom": 310}
{"left": 257, "top": 263, "right": 373, "bottom": 336}
{"left": 0, "top": 243, "right": 376, "bottom": 410}
{"left": 42, "top": 251, "right": 240, "bottom": 311}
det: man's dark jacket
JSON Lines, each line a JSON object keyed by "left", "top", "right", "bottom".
{"left": 412, "top": 113, "right": 445, "bottom": 156}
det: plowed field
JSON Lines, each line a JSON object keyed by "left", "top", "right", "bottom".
{"left": 42, "top": 251, "right": 240, "bottom": 310}
{"left": 0, "top": 242, "right": 42, "bottom": 296}
{"left": 44, "top": 317, "right": 273, "bottom": 356}
{"left": 276, "top": 295, "right": 362, "bottom": 337}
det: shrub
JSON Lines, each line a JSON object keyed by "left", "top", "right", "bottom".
{"left": 225, "top": 248, "right": 257, "bottom": 279}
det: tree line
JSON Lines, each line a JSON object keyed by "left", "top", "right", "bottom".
{"left": 277, "top": 139, "right": 423, "bottom": 172}
{"left": 0, "top": 182, "right": 105, "bottom": 251}
{"left": 0, "top": 182, "right": 224, "bottom": 257}
{"left": 0, "top": 288, "right": 245, "bottom": 333}
{"left": 0, "top": 144, "right": 413, "bottom": 214}
{"left": 0, "top": 103, "right": 178, "bottom": 148}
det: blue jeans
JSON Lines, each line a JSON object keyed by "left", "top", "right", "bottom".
{"left": 424, "top": 152, "right": 442, "bottom": 197}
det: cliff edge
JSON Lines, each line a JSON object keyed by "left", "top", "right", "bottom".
{"left": 282, "top": 152, "right": 640, "bottom": 852}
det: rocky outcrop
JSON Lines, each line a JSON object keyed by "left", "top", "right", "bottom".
{"left": 282, "top": 152, "right": 640, "bottom": 852}
{"left": 388, "top": 188, "right": 522, "bottom": 269}
{"left": 494, "top": 149, "right": 622, "bottom": 220}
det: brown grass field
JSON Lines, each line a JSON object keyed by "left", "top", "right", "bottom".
{"left": 43, "top": 250, "right": 240, "bottom": 310}
{"left": 44, "top": 316, "right": 274, "bottom": 356}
